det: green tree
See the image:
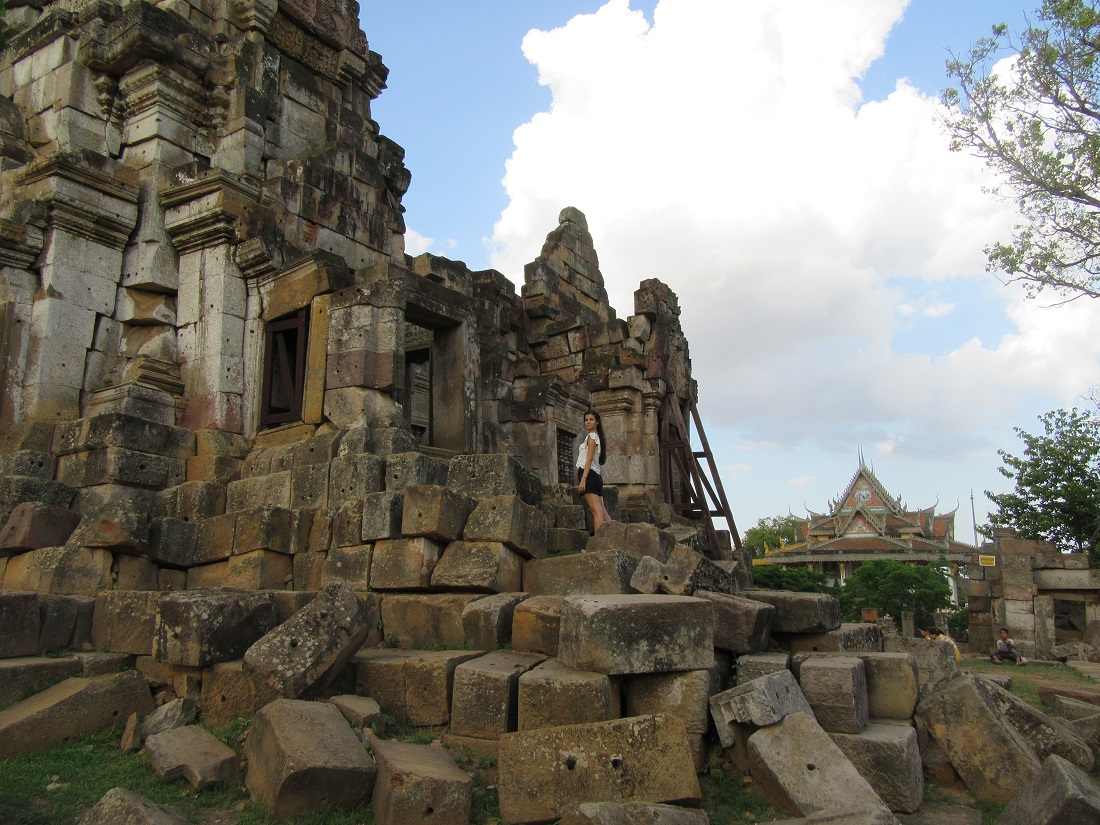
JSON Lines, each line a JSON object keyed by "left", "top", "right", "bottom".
{"left": 838, "top": 558, "right": 952, "bottom": 629}
{"left": 942, "top": 0, "right": 1100, "bottom": 300}
{"left": 751, "top": 565, "right": 831, "bottom": 594}
{"left": 1, "top": 1, "right": 7, "bottom": 51}
{"left": 987, "top": 407, "right": 1100, "bottom": 564}
{"left": 742, "top": 515, "right": 800, "bottom": 559}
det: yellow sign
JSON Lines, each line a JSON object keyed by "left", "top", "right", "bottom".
{"left": 978, "top": 555, "right": 997, "bottom": 567}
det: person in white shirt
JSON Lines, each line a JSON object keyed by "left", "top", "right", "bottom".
{"left": 576, "top": 410, "right": 612, "bottom": 533}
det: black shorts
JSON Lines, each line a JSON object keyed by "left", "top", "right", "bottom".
{"left": 578, "top": 468, "right": 603, "bottom": 495}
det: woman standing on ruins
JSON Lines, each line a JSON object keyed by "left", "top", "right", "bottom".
{"left": 577, "top": 410, "right": 612, "bottom": 533}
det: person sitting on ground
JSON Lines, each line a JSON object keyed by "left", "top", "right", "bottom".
{"left": 922, "top": 626, "right": 961, "bottom": 663}
{"left": 991, "top": 627, "right": 1027, "bottom": 665}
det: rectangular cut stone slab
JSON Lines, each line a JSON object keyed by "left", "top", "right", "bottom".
{"left": 559, "top": 802, "right": 709, "bottom": 825}
{"left": 431, "top": 541, "right": 523, "bottom": 593}
{"left": 362, "top": 491, "right": 403, "bottom": 541}
{"left": 463, "top": 592, "right": 528, "bottom": 650}
{"left": 747, "top": 712, "right": 886, "bottom": 817}
{"left": 405, "top": 649, "right": 485, "bottom": 726}
{"left": 558, "top": 594, "right": 714, "bottom": 676}
{"left": 916, "top": 674, "right": 1043, "bottom": 803}
{"left": 0, "top": 502, "right": 81, "bottom": 552}
{"left": 522, "top": 550, "right": 637, "bottom": 596}
{"left": 463, "top": 495, "right": 548, "bottom": 559}
{"left": 511, "top": 595, "right": 565, "bottom": 657}
{"left": 857, "top": 653, "right": 920, "bottom": 720}
{"left": 155, "top": 590, "right": 277, "bottom": 667}
{"left": 626, "top": 669, "right": 712, "bottom": 735}
{"left": 450, "top": 650, "right": 547, "bottom": 739}
{"left": 829, "top": 723, "right": 923, "bottom": 813}
{"left": 709, "top": 669, "right": 813, "bottom": 746}
{"left": 883, "top": 636, "right": 959, "bottom": 699}
{"left": 92, "top": 591, "right": 159, "bottom": 655}
{"left": 243, "top": 582, "right": 371, "bottom": 699}
{"left": 998, "top": 753, "right": 1100, "bottom": 825}
{"left": 499, "top": 714, "right": 701, "bottom": 824}
{"left": 447, "top": 453, "right": 542, "bottom": 506}
{"left": 369, "top": 734, "right": 473, "bottom": 825}
{"left": 143, "top": 724, "right": 240, "bottom": 790}
{"left": 0, "top": 656, "right": 83, "bottom": 707}
{"left": 0, "top": 592, "right": 41, "bottom": 657}
{"left": 244, "top": 698, "right": 376, "bottom": 821}
{"left": 587, "top": 521, "right": 676, "bottom": 563}
{"left": 0, "top": 670, "right": 154, "bottom": 759}
{"left": 199, "top": 661, "right": 269, "bottom": 728}
{"left": 736, "top": 652, "right": 791, "bottom": 685}
{"left": 798, "top": 657, "right": 869, "bottom": 734}
{"left": 379, "top": 593, "right": 483, "bottom": 649}
{"left": 695, "top": 590, "right": 774, "bottom": 654}
{"left": 518, "top": 659, "right": 620, "bottom": 731}
{"left": 401, "top": 484, "right": 474, "bottom": 542}
{"left": 783, "top": 623, "right": 883, "bottom": 654}
{"left": 740, "top": 590, "right": 842, "bottom": 633}
{"left": 370, "top": 537, "right": 445, "bottom": 590}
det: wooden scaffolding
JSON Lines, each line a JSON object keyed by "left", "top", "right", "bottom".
{"left": 659, "top": 393, "right": 741, "bottom": 561}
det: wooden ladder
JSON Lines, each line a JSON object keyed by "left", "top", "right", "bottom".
{"left": 659, "top": 393, "right": 741, "bottom": 561}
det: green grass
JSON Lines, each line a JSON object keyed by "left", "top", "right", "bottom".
{"left": 699, "top": 768, "right": 782, "bottom": 824}
{"left": 962, "top": 658, "right": 1098, "bottom": 711}
{"left": 0, "top": 730, "right": 245, "bottom": 825}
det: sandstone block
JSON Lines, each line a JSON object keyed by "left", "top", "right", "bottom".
{"left": 740, "top": 589, "right": 842, "bottom": 633}
{"left": 328, "top": 453, "right": 385, "bottom": 501}
{"left": 511, "top": 595, "right": 565, "bottom": 656}
{"left": 244, "top": 582, "right": 371, "bottom": 699}
{"left": 799, "top": 657, "right": 868, "bottom": 734}
{"left": 522, "top": 550, "right": 637, "bottom": 596}
{"left": 320, "top": 544, "right": 373, "bottom": 590}
{"left": 0, "top": 502, "right": 81, "bottom": 553}
{"left": 431, "top": 540, "right": 524, "bottom": 593}
{"left": 384, "top": 452, "right": 448, "bottom": 491}
{"left": 40, "top": 594, "right": 94, "bottom": 652}
{"left": 916, "top": 674, "right": 1087, "bottom": 803}
{"left": 548, "top": 527, "right": 589, "bottom": 554}
{"left": 696, "top": 590, "right": 774, "bottom": 654}
{"left": 830, "top": 723, "right": 923, "bottom": 813}
{"left": 329, "top": 694, "right": 385, "bottom": 732}
{"left": 330, "top": 500, "right": 364, "bottom": 547}
{"left": 143, "top": 724, "right": 239, "bottom": 789}
{"left": 463, "top": 495, "right": 548, "bottom": 559}
{"left": 998, "top": 753, "right": 1100, "bottom": 825}
{"left": 883, "top": 636, "right": 959, "bottom": 698}
{"left": 193, "top": 512, "right": 236, "bottom": 564}
{"left": 631, "top": 545, "right": 737, "bottom": 596}
{"left": 784, "top": 623, "right": 883, "bottom": 654}
{"left": 233, "top": 506, "right": 294, "bottom": 554}
{"left": 857, "top": 653, "right": 920, "bottom": 720}
{"left": 115, "top": 554, "right": 158, "bottom": 590}
{"left": 0, "top": 670, "right": 154, "bottom": 759}
{"left": 244, "top": 698, "right": 375, "bottom": 820}
{"left": 518, "top": 659, "right": 620, "bottom": 731}
{"left": 185, "top": 561, "right": 229, "bottom": 589}
{"left": 354, "top": 648, "right": 417, "bottom": 722}
{"left": 1050, "top": 694, "right": 1100, "bottom": 721}
{"left": 77, "top": 787, "right": 189, "bottom": 825}
{"left": 135, "top": 658, "right": 203, "bottom": 703}
{"left": 559, "top": 802, "right": 709, "bottom": 825}
{"left": 401, "top": 484, "right": 474, "bottom": 542}
{"left": 447, "top": 453, "right": 541, "bottom": 505}
{"left": 361, "top": 491, "right": 403, "bottom": 541}
{"left": 369, "top": 734, "right": 473, "bottom": 825}
{"left": 15, "top": 545, "right": 113, "bottom": 596}
{"left": 747, "top": 712, "right": 885, "bottom": 816}
{"left": 626, "top": 669, "right": 712, "bottom": 735}
{"left": 225, "top": 472, "right": 291, "bottom": 512}
{"left": 199, "top": 661, "right": 269, "bottom": 728}
{"left": 370, "top": 537, "right": 445, "bottom": 590}
{"left": 498, "top": 714, "right": 700, "bottom": 824}
{"left": 155, "top": 590, "right": 276, "bottom": 667}
{"left": 463, "top": 592, "right": 528, "bottom": 650}
{"left": 450, "top": 650, "right": 547, "bottom": 739}
{"left": 587, "top": 521, "right": 675, "bottom": 562}
{"left": 557, "top": 594, "right": 714, "bottom": 676}
{"left": 92, "top": 591, "right": 159, "bottom": 655}
{"left": 379, "top": 593, "right": 482, "bottom": 649}
{"left": 224, "top": 549, "right": 293, "bottom": 590}
{"left": 0, "top": 592, "right": 41, "bottom": 657}
{"left": 293, "top": 552, "right": 326, "bottom": 591}
{"left": 710, "top": 669, "right": 813, "bottom": 745}
{"left": 0, "top": 656, "right": 82, "bottom": 707}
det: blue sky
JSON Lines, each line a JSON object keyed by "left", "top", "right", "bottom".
{"left": 361, "top": 1, "right": 1100, "bottom": 547}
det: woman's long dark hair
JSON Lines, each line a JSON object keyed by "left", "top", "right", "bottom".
{"left": 586, "top": 409, "right": 607, "bottom": 464}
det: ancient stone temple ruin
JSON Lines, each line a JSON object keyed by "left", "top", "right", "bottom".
{"left": 4, "top": 3, "right": 1100, "bottom": 824}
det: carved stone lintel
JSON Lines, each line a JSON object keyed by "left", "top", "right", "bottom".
{"left": 162, "top": 169, "right": 262, "bottom": 254}
{"left": 0, "top": 219, "right": 46, "bottom": 270}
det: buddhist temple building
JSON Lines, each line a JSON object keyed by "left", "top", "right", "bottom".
{"left": 756, "top": 459, "right": 976, "bottom": 587}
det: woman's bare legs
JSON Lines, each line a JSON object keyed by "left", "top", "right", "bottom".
{"left": 583, "top": 492, "right": 606, "bottom": 533}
